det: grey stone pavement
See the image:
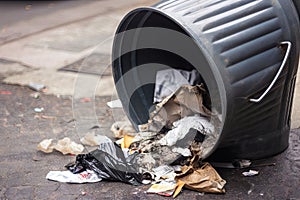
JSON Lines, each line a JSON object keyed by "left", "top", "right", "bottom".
{"left": 0, "top": 1, "right": 299, "bottom": 199}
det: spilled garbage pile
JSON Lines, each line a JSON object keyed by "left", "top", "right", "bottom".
{"left": 39, "top": 69, "right": 226, "bottom": 197}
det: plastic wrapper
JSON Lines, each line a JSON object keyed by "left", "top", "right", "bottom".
{"left": 66, "top": 137, "right": 142, "bottom": 185}
{"left": 46, "top": 170, "right": 102, "bottom": 183}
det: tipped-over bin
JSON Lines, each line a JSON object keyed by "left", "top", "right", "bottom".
{"left": 112, "top": 0, "right": 300, "bottom": 161}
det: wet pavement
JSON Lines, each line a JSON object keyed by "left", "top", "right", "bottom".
{"left": 0, "top": 82, "right": 299, "bottom": 200}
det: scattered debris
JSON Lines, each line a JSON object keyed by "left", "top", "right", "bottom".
{"left": 174, "top": 144, "right": 226, "bottom": 197}
{"left": 34, "top": 115, "right": 56, "bottom": 120}
{"left": 158, "top": 115, "right": 213, "bottom": 146}
{"left": 152, "top": 165, "right": 175, "bottom": 181}
{"left": 139, "top": 85, "right": 212, "bottom": 133}
{"left": 111, "top": 121, "right": 136, "bottom": 139}
{"left": 198, "top": 192, "right": 205, "bottom": 196}
{"left": 32, "top": 154, "right": 42, "bottom": 162}
{"left": 247, "top": 183, "right": 255, "bottom": 195}
{"left": 81, "top": 191, "right": 87, "bottom": 196}
{"left": 172, "top": 147, "right": 191, "bottom": 157}
{"left": 175, "top": 162, "right": 226, "bottom": 195}
{"left": 28, "top": 82, "right": 46, "bottom": 92}
{"left": 55, "top": 138, "right": 85, "bottom": 155}
{"left": 46, "top": 170, "right": 101, "bottom": 183}
{"left": 154, "top": 69, "right": 203, "bottom": 103}
{"left": 66, "top": 137, "right": 142, "bottom": 185}
{"left": 34, "top": 107, "right": 44, "bottom": 113}
{"left": 147, "top": 180, "right": 177, "bottom": 197}
{"left": 30, "top": 92, "right": 40, "bottom": 99}
{"left": 107, "top": 99, "right": 123, "bottom": 108}
{"left": 242, "top": 170, "right": 259, "bottom": 177}
{"left": 0, "top": 91, "right": 12, "bottom": 95}
{"left": 41, "top": 115, "right": 56, "bottom": 120}
{"left": 157, "top": 115, "right": 217, "bottom": 157}
{"left": 80, "top": 132, "right": 107, "bottom": 147}
{"left": 120, "top": 135, "right": 135, "bottom": 149}
{"left": 37, "top": 139, "right": 54, "bottom": 153}
{"left": 80, "top": 98, "right": 92, "bottom": 103}
{"left": 45, "top": 82, "right": 226, "bottom": 198}
{"left": 37, "top": 137, "right": 84, "bottom": 155}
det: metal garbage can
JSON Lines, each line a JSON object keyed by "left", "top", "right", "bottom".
{"left": 112, "top": 0, "right": 300, "bottom": 161}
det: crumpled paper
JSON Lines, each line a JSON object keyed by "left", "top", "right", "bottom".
{"left": 175, "top": 162, "right": 226, "bottom": 195}
{"left": 37, "top": 137, "right": 84, "bottom": 155}
{"left": 80, "top": 132, "right": 107, "bottom": 147}
{"left": 173, "top": 142, "right": 226, "bottom": 197}
{"left": 111, "top": 121, "right": 136, "bottom": 139}
{"left": 147, "top": 180, "right": 177, "bottom": 197}
{"left": 139, "top": 85, "right": 212, "bottom": 132}
{"left": 37, "top": 139, "right": 54, "bottom": 153}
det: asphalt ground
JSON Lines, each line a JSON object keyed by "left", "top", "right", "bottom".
{"left": 0, "top": 82, "right": 299, "bottom": 200}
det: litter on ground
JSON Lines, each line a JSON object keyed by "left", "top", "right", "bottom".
{"left": 42, "top": 68, "right": 227, "bottom": 197}
{"left": 242, "top": 170, "right": 259, "bottom": 177}
{"left": 37, "top": 137, "right": 84, "bottom": 155}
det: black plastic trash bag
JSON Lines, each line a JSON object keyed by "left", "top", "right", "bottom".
{"left": 66, "top": 137, "right": 142, "bottom": 185}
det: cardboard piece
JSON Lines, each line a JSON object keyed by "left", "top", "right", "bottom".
{"left": 140, "top": 85, "right": 212, "bottom": 132}
{"left": 174, "top": 143, "right": 226, "bottom": 196}
{"left": 175, "top": 163, "right": 226, "bottom": 195}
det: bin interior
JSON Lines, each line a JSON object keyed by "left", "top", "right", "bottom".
{"left": 113, "top": 9, "right": 225, "bottom": 159}
{"left": 115, "top": 10, "right": 219, "bottom": 125}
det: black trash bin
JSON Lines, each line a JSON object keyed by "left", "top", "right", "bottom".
{"left": 112, "top": 0, "right": 300, "bottom": 161}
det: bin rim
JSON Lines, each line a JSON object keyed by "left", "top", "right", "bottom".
{"left": 112, "top": 6, "right": 229, "bottom": 159}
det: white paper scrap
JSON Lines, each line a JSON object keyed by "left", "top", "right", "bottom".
{"left": 107, "top": 99, "right": 122, "bottom": 108}
{"left": 46, "top": 170, "right": 102, "bottom": 183}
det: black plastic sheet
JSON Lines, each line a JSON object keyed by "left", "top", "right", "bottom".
{"left": 66, "top": 138, "right": 142, "bottom": 185}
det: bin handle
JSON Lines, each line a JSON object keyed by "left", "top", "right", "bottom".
{"left": 249, "top": 41, "right": 292, "bottom": 103}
